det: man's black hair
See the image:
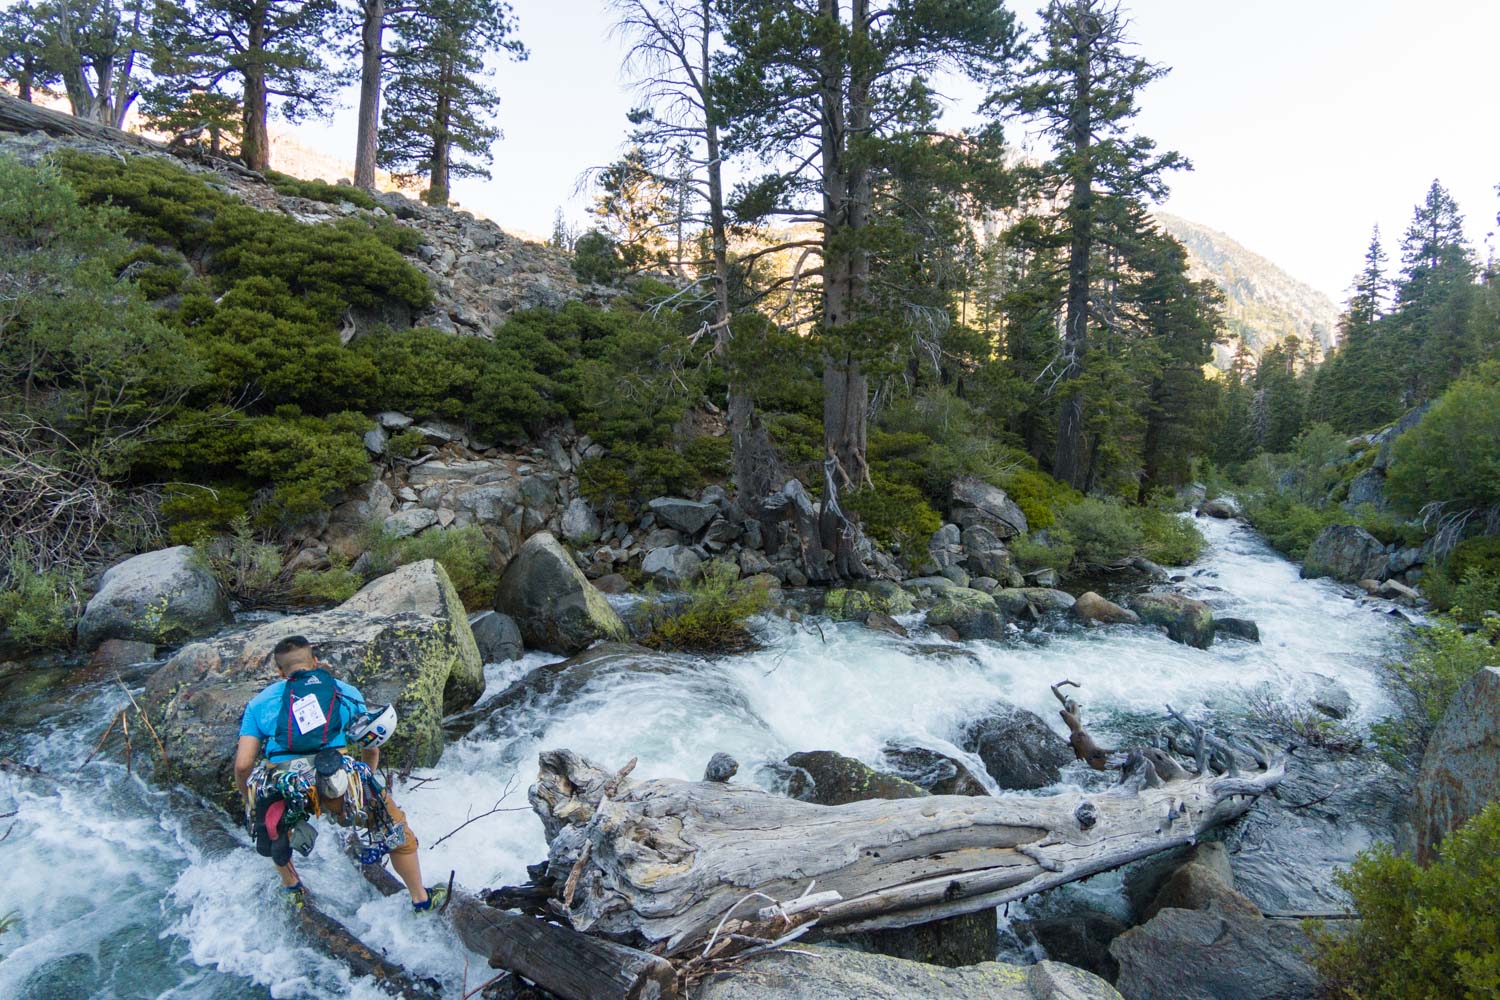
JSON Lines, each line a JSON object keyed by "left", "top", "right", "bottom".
{"left": 273, "top": 635, "right": 313, "bottom": 658}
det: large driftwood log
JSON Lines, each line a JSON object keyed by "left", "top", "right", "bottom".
{"left": 528, "top": 737, "right": 1284, "bottom": 956}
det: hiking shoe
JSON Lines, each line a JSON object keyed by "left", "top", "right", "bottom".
{"left": 282, "top": 883, "right": 308, "bottom": 911}
{"left": 414, "top": 884, "right": 448, "bottom": 914}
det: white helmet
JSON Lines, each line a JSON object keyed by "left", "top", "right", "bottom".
{"left": 347, "top": 704, "right": 398, "bottom": 749}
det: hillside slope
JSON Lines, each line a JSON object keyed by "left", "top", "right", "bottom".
{"left": 1156, "top": 211, "right": 1339, "bottom": 369}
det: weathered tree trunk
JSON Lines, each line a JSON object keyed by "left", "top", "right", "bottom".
{"left": 354, "top": 0, "right": 386, "bottom": 189}
{"left": 474, "top": 906, "right": 679, "bottom": 1000}
{"left": 241, "top": 12, "right": 271, "bottom": 173}
{"left": 297, "top": 901, "right": 441, "bottom": 999}
{"left": 524, "top": 744, "right": 1283, "bottom": 956}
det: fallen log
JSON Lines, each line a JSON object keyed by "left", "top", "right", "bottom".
{"left": 352, "top": 846, "right": 670, "bottom": 1000}
{"left": 0, "top": 92, "right": 162, "bottom": 148}
{"left": 526, "top": 727, "right": 1284, "bottom": 956}
{"left": 297, "top": 900, "right": 441, "bottom": 1000}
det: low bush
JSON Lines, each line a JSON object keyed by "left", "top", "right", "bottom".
{"left": 0, "top": 548, "right": 84, "bottom": 652}
{"left": 1009, "top": 532, "right": 1075, "bottom": 573}
{"left": 1138, "top": 508, "right": 1206, "bottom": 566}
{"left": 263, "top": 170, "right": 378, "bottom": 211}
{"left": 1055, "top": 498, "right": 1143, "bottom": 569}
{"left": 640, "top": 561, "right": 772, "bottom": 653}
{"left": 1308, "top": 802, "right": 1500, "bottom": 999}
{"left": 385, "top": 428, "right": 427, "bottom": 460}
{"left": 159, "top": 485, "right": 254, "bottom": 544}
{"left": 291, "top": 556, "right": 363, "bottom": 605}
{"left": 1370, "top": 615, "right": 1500, "bottom": 771}
{"left": 1446, "top": 535, "right": 1500, "bottom": 586}
{"left": 572, "top": 229, "right": 625, "bottom": 283}
{"left": 1241, "top": 497, "right": 1351, "bottom": 561}
{"left": 843, "top": 476, "right": 943, "bottom": 558}
{"left": 364, "top": 525, "right": 499, "bottom": 610}
{"left": 1387, "top": 362, "right": 1500, "bottom": 519}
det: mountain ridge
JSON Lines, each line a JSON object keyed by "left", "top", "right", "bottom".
{"left": 1155, "top": 211, "right": 1340, "bottom": 369}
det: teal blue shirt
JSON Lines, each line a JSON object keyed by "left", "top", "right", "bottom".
{"left": 239, "top": 673, "right": 366, "bottom": 760}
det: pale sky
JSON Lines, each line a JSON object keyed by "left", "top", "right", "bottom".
{"left": 188, "top": 2, "right": 1500, "bottom": 302}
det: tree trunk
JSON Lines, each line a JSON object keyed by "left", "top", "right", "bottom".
{"left": 354, "top": 0, "right": 386, "bottom": 190}
{"left": 1052, "top": 22, "right": 1096, "bottom": 492}
{"left": 241, "top": 6, "right": 271, "bottom": 172}
{"left": 524, "top": 744, "right": 1284, "bottom": 956}
{"left": 425, "top": 58, "right": 453, "bottom": 205}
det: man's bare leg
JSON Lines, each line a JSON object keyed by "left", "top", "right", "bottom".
{"left": 276, "top": 859, "right": 300, "bottom": 888}
{"left": 389, "top": 848, "right": 429, "bottom": 906}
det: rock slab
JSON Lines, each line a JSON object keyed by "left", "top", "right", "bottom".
{"left": 1301, "top": 524, "right": 1388, "bottom": 583}
{"left": 77, "top": 546, "right": 230, "bottom": 651}
{"left": 961, "top": 703, "right": 1073, "bottom": 790}
{"left": 692, "top": 947, "right": 1122, "bottom": 1000}
{"left": 1413, "top": 666, "right": 1500, "bottom": 864}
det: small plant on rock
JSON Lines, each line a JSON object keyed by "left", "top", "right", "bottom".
{"left": 641, "top": 562, "right": 772, "bottom": 654}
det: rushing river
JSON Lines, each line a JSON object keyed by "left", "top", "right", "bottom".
{"left": 0, "top": 516, "right": 1408, "bottom": 998}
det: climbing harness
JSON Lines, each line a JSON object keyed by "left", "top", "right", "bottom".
{"left": 247, "top": 754, "right": 407, "bottom": 866}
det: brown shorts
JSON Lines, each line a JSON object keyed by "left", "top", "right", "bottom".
{"left": 317, "top": 789, "right": 419, "bottom": 857}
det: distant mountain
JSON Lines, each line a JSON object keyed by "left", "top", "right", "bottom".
{"left": 1155, "top": 212, "right": 1340, "bottom": 370}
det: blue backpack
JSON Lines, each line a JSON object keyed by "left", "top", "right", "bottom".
{"left": 278, "top": 668, "right": 343, "bottom": 756}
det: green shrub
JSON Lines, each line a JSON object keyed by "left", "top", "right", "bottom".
{"left": 1056, "top": 498, "right": 1143, "bottom": 569}
{"left": 1138, "top": 508, "right": 1206, "bottom": 566}
{"left": 386, "top": 427, "right": 427, "bottom": 460}
{"left": 1387, "top": 363, "right": 1500, "bottom": 518}
{"left": 1449, "top": 568, "right": 1500, "bottom": 624}
{"left": 1370, "top": 615, "right": 1500, "bottom": 771}
{"left": 1308, "top": 802, "right": 1500, "bottom": 999}
{"left": 364, "top": 525, "right": 499, "bottom": 610}
{"left": 1001, "top": 467, "right": 1081, "bottom": 532}
{"left": 844, "top": 476, "right": 943, "bottom": 556}
{"left": 579, "top": 455, "right": 637, "bottom": 523}
{"left": 0, "top": 548, "right": 83, "bottom": 652}
{"left": 291, "top": 556, "right": 363, "bottom": 605}
{"left": 355, "top": 326, "right": 561, "bottom": 440}
{"left": 160, "top": 485, "right": 253, "bottom": 544}
{"left": 1010, "top": 532, "right": 1075, "bottom": 573}
{"left": 1446, "top": 535, "right": 1500, "bottom": 586}
{"left": 682, "top": 435, "right": 731, "bottom": 484}
{"left": 1242, "top": 497, "right": 1350, "bottom": 561}
{"left": 263, "top": 170, "right": 378, "bottom": 210}
{"left": 640, "top": 561, "right": 772, "bottom": 653}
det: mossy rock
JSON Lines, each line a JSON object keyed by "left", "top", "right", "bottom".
{"left": 1129, "top": 592, "right": 1215, "bottom": 649}
{"left": 145, "top": 561, "right": 483, "bottom": 812}
{"left": 824, "top": 589, "right": 878, "bottom": 621}
{"left": 783, "top": 750, "right": 928, "bottom": 805}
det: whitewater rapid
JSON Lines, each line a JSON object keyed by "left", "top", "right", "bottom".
{"left": 0, "top": 516, "right": 1406, "bottom": 998}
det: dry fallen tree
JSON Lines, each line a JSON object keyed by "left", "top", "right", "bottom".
{"left": 501, "top": 705, "right": 1283, "bottom": 971}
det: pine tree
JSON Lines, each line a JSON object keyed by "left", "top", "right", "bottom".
{"left": 378, "top": 0, "right": 524, "bottom": 205}
{"left": 717, "top": 0, "right": 1019, "bottom": 575}
{"left": 988, "top": 0, "right": 1187, "bottom": 491}
{"left": 1392, "top": 182, "right": 1478, "bottom": 399}
{"left": 0, "top": 2, "right": 60, "bottom": 103}
{"left": 152, "top": 0, "right": 344, "bottom": 171}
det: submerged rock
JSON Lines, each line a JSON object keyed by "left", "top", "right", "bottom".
{"left": 1213, "top": 617, "right": 1261, "bottom": 643}
{"left": 782, "top": 750, "right": 927, "bottom": 805}
{"left": 960, "top": 703, "right": 1072, "bottom": 790}
{"left": 692, "top": 946, "right": 1122, "bottom": 1000}
{"left": 146, "top": 561, "right": 483, "bottom": 810}
{"left": 495, "top": 532, "right": 627, "bottom": 653}
{"left": 1130, "top": 593, "right": 1215, "bottom": 649}
{"left": 880, "top": 740, "right": 989, "bottom": 796}
{"left": 77, "top": 546, "right": 229, "bottom": 651}
{"left": 1199, "top": 497, "right": 1240, "bottom": 519}
{"left": 1413, "top": 666, "right": 1500, "bottom": 864}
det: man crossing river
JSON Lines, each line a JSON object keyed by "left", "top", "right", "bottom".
{"left": 232, "top": 635, "right": 445, "bottom": 912}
